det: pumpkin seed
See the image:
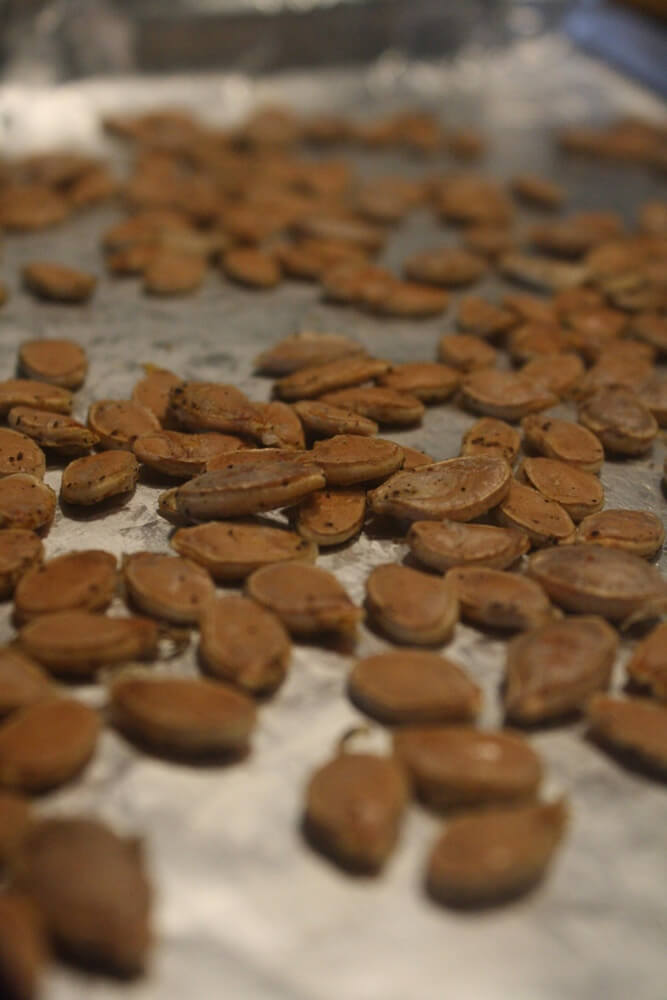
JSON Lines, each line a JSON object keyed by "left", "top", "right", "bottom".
{"left": 587, "top": 695, "right": 667, "bottom": 776}
{"left": 461, "top": 417, "right": 521, "bottom": 464}
{"left": 319, "top": 387, "right": 425, "bottom": 427}
{"left": 18, "top": 339, "right": 87, "bottom": 389}
{"left": 462, "top": 225, "right": 514, "bottom": 259}
{"left": 457, "top": 296, "right": 516, "bottom": 337}
{"left": 497, "top": 480, "right": 576, "bottom": 547}
{"left": 134, "top": 429, "right": 242, "bottom": 477}
{"left": 143, "top": 249, "right": 206, "bottom": 295}
{"left": 172, "top": 520, "right": 316, "bottom": 580}
{"left": 640, "top": 374, "right": 667, "bottom": 427}
{"left": 295, "top": 489, "right": 366, "bottom": 546}
{"left": 0, "top": 381, "right": 72, "bottom": 417}
{"left": 7, "top": 407, "right": 99, "bottom": 455}
{"left": 404, "top": 247, "right": 486, "bottom": 287}
{"left": 507, "top": 322, "right": 567, "bottom": 364}
{"left": 461, "top": 369, "right": 557, "bottom": 421}
{"left": 377, "top": 363, "right": 460, "bottom": 402}
{"left": 0, "top": 430, "right": 44, "bottom": 481}
{"left": 131, "top": 365, "right": 182, "bottom": 424}
{"left": 0, "top": 530, "right": 43, "bottom": 599}
{"left": 575, "top": 509, "right": 664, "bottom": 558}
{"left": 499, "top": 252, "right": 588, "bottom": 292}
{"left": 294, "top": 214, "right": 385, "bottom": 251}
{"left": 445, "top": 566, "right": 554, "bottom": 631}
{"left": 254, "top": 332, "right": 365, "bottom": 375}
{"left": 408, "top": 520, "right": 529, "bottom": 572}
{"left": 167, "top": 381, "right": 266, "bottom": 439}
{"left": 400, "top": 446, "right": 434, "bottom": 469}
{"left": 223, "top": 247, "right": 281, "bottom": 288}
{"left": 629, "top": 312, "right": 667, "bottom": 355}
{"left": 275, "top": 356, "right": 390, "bottom": 401}
{"left": 0, "top": 793, "right": 32, "bottom": 869}
{"left": 366, "top": 563, "right": 459, "bottom": 645}
{"left": 199, "top": 594, "right": 291, "bottom": 693}
{"left": 437, "top": 333, "right": 497, "bottom": 371}
{"left": 625, "top": 623, "right": 667, "bottom": 699}
{"left": 292, "top": 399, "right": 378, "bottom": 438}
{"left": 255, "top": 401, "right": 305, "bottom": 449}
{"left": 519, "top": 457, "right": 604, "bottom": 522}
{"left": 61, "top": 451, "right": 139, "bottom": 505}
{"left": 0, "top": 476, "right": 56, "bottom": 532}
{"left": 0, "top": 892, "right": 45, "bottom": 1000}
{"left": 0, "top": 648, "right": 52, "bottom": 719}
{"left": 519, "top": 354, "right": 584, "bottom": 397}
{"left": 88, "top": 399, "right": 160, "bottom": 451}
{"left": 22, "top": 263, "right": 96, "bottom": 304}
{"left": 563, "top": 306, "right": 627, "bottom": 362}
{"left": 311, "top": 435, "right": 403, "bottom": 486}
{"left": 14, "top": 550, "right": 117, "bottom": 623}
{"left": 0, "top": 185, "right": 68, "bottom": 231}
{"left": 521, "top": 414, "right": 604, "bottom": 473}
{"left": 503, "top": 292, "right": 555, "bottom": 325}
{"left": 123, "top": 552, "right": 214, "bottom": 625}
{"left": 246, "top": 562, "right": 362, "bottom": 637}
{"left": 371, "top": 279, "right": 449, "bottom": 318}
{"left": 510, "top": 173, "right": 564, "bottom": 209}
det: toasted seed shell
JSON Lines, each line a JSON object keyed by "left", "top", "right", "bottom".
{"left": 255, "top": 401, "right": 305, "bottom": 450}
{"left": 0, "top": 698, "right": 99, "bottom": 792}
{"left": 0, "top": 531, "right": 43, "bottom": 600}
{"left": 437, "top": 333, "right": 497, "bottom": 372}
{"left": 0, "top": 648, "right": 52, "bottom": 719}
{"left": 14, "top": 550, "right": 117, "bottom": 623}
{"left": 497, "top": 480, "right": 576, "bottom": 547}
{"left": 61, "top": 451, "right": 139, "bottom": 505}
{"left": 304, "top": 752, "right": 409, "bottom": 872}
{"left": 254, "top": 331, "right": 365, "bottom": 375}
{"left": 457, "top": 296, "right": 516, "bottom": 337}
{"left": 199, "top": 594, "right": 291, "bottom": 694}
{"left": 408, "top": 520, "right": 529, "bottom": 572}
{"left": 311, "top": 435, "right": 403, "bottom": 486}
{"left": 505, "top": 616, "right": 617, "bottom": 723}
{"left": 110, "top": 673, "right": 256, "bottom": 752}
{"left": 404, "top": 247, "right": 486, "bottom": 287}
{"left": 461, "top": 417, "right": 521, "bottom": 464}
{"left": 0, "top": 381, "right": 72, "bottom": 417}
{"left": 8, "top": 408, "right": 98, "bottom": 455}
{"left": 0, "top": 476, "right": 56, "bottom": 532}
{"left": 366, "top": 564, "right": 459, "bottom": 645}
{"left": 133, "top": 430, "right": 242, "bottom": 477}
{"left": 275, "top": 357, "right": 390, "bottom": 401}
{"left": 426, "top": 800, "right": 568, "bottom": 907}
{"left": 0, "top": 793, "right": 32, "bottom": 870}
{"left": 131, "top": 366, "right": 182, "bottom": 424}
{"left": 578, "top": 386, "right": 658, "bottom": 456}
{"left": 349, "top": 650, "right": 480, "bottom": 725}
{"left": 13, "top": 817, "right": 151, "bottom": 976}
{"left": 22, "top": 264, "right": 95, "bottom": 305}
{"left": 246, "top": 563, "right": 362, "bottom": 636}
{"left": 293, "top": 399, "right": 378, "bottom": 438}
{"left": 400, "top": 446, "right": 434, "bottom": 469}
{"left": 123, "top": 552, "right": 214, "bottom": 625}
{"left": 394, "top": 726, "right": 542, "bottom": 810}
{"left": 507, "top": 321, "right": 567, "bottom": 365}
{"left": 371, "top": 279, "right": 449, "bottom": 318}
{"left": 0, "top": 892, "right": 46, "bottom": 1000}
{"left": 519, "top": 353, "right": 584, "bottom": 398}
{"left": 143, "top": 249, "right": 205, "bottom": 295}
{"left": 319, "top": 387, "right": 425, "bottom": 427}
{"left": 521, "top": 415, "right": 604, "bottom": 473}
{"left": 172, "top": 520, "right": 316, "bottom": 580}
{"left": 369, "top": 456, "right": 511, "bottom": 522}
{"left": 88, "top": 399, "right": 160, "bottom": 451}
{"left": 587, "top": 695, "right": 667, "bottom": 775}
{"left": 167, "top": 382, "right": 266, "bottom": 439}
{"left": 296, "top": 489, "right": 365, "bottom": 546}
{"left": 0, "top": 429, "right": 45, "bottom": 481}
{"left": 18, "top": 338, "right": 87, "bottom": 391}
{"left": 461, "top": 369, "right": 557, "bottom": 422}
{"left": 626, "top": 623, "right": 667, "bottom": 699}
{"left": 519, "top": 457, "right": 604, "bottom": 522}
{"left": 19, "top": 611, "right": 158, "bottom": 677}
{"left": 377, "top": 363, "right": 460, "bottom": 402}
{"left": 446, "top": 566, "right": 554, "bottom": 631}
{"left": 575, "top": 509, "right": 664, "bottom": 558}
{"left": 223, "top": 247, "right": 281, "bottom": 288}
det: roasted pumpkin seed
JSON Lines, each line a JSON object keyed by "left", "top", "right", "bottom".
{"left": 626, "top": 623, "right": 667, "bottom": 699}
{"left": 223, "top": 247, "right": 281, "bottom": 288}
{"left": 295, "top": 489, "right": 366, "bottom": 546}
{"left": 437, "top": 333, "right": 497, "bottom": 372}
{"left": 510, "top": 173, "right": 564, "bottom": 209}
{"left": 578, "top": 386, "right": 658, "bottom": 455}
{"left": 143, "top": 249, "right": 206, "bottom": 295}
{"left": 457, "top": 296, "right": 515, "bottom": 337}
{"left": 0, "top": 476, "right": 56, "bottom": 532}
{"left": 521, "top": 414, "right": 604, "bottom": 473}
{"left": 14, "top": 550, "right": 117, "bottom": 623}
{"left": 19, "top": 611, "right": 158, "bottom": 677}
{"left": 7, "top": 408, "right": 99, "bottom": 455}
{"left": 377, "top": 362, "right": 460, "bottom": 402}
{"left": 0, "top": 648, "right": 52, "bottom": 719}
{"left": 461, "top": 369, "right": 557, "bottom": 421}
{"left": 61, "top": 451, "right": 139, "bottom": 505}
{"left": 445, "top": 566, "right": 554, "bottom": 631}
{"left": 0, "top": 530, "right": 43, "bottom": 599}
{"left": 497, "top": 480, "right": 576, "bottom": 547}
{"left": 171, "top": 520, "right": 316, "bottom": 580}
{"left": 461, "top": 417, "right": 521, "bottom": 464}
{"left": 255, "top": 401, "right": 305, "bottom": 450}
{"left": 246, "top": 562, "right": 362, "bottom": 636}
{"left": 275, "top": 356, "right": 390, "bottom": 401}
{"left": 88, "top": 399, "right": 160, "bottom": 451}
{"left": 254, "top": 331, "right": 365, "bottom": 375}
{"left": 0, "top": 381, "right": 72, "bottom": 417}
{"left": 404, "top": 247, "right": 486, "bottom": 287}
{"left": 134, "top": 429, "right": 242, "bottom": 477}
{"left": 167, "top": 381, "right": 266, "bottom": 439}
{"left": 500, "top": 252, "right": 588, "bottom": 292}
{"left": 292, "top": 399, "right": 378, "bottom": 438}
{"left": 575, "top": 509, "right": 664, "bottom": 558}
{"left": 408, "top": 520, "right": 529, "bottom": 572}
{"left": 519, "top": 457, "right": 604, "bottom": 522}
{"left": 199, "top": 594, "right": 291, "bottom": 693}
{"left": 587, "top": 695, "right": 667, "bottom": 775}
{"left": 311, "top": 435, "right": 403, "bottom": 486}
{"left": 319, "top": 387, "right": 425, "bottom": 427}
{"left": 123, "top": 552, "right": 214, "bottom": 625}
{"left": 0, "top": 429, "right": 44, "bottom": 481}
{"left": 18, "top": 339, "right": 87, "bottom": 389}
{"left": 365, "top": 564, "right": 459, "bottom": 645}
{"left": 519, "top": 353, "right": 584, "bottom": 398}
{"left": 400, "top": 446, "right": 434, "bottom": 469}
{"left": 22, "top": 263, "right": 96, "bottom": 304}
{"left": 131, "top": 366, "right": 182, "bottom": 424}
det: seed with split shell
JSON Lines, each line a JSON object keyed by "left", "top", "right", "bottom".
{"left": 13, "top": 817, "right": 151, "bottom": 976}
{"left": 304, "top": 752, "right": 409, "bottom": 872}
{"left": 426, "top": 799, "right": 568, "bottom": 907}
{"left": 246, "top": 563, "right": 362, "bottom": 637}
{"left": 0, "top": 698, "right": 99, "bottom": 792}
{"left": 0, "top": 530, "right": 43, "bottom": 599}
{"left": 349, "top": 650, "right": 480, "bottom": 725}
{"left": 394, "top": 726, "right": 542, "bottom": 810}
{"left": 22, "top": 263, "right": 96, "bottom": 304}
{"left": 167, "top": 382, "right": 266, "bottom": 439}
{"left": 369, "top": 455, "right": 511, "bottom": 522}
{"left": 401, "top": 446, "right": 434, "bottom": 469}
{"left": 461, "top": 417, "right": 520, "bottom": 464}
{"left": 8, "top": 407, "right": 99, "bottom": 455}
{"left": 521, "top": 415, "right": 604, "bottom": 473}
{"left": 171, "top": 521, "right": 316, "bottom": 580}
{"left": 255, "top": 401, "right": 305, "bottom": 449}
{"left": 497, "top": 480, "right": 576, "bottom": 547}
{"left": 0, "top": 381, "right": 72, "bottom": 417}
{"left": 199, "top": 594, "right": 291, "bottom": 693}
{"left": 131, "top": 366, "right": 182, "bottom": 424}
{"left": 0, "top": 476, "right": 56, "bottom": 532}
{"left": 19, "top": 611, "right": 158, "bottom": 678}
{"left": 110, "top": 673, "right": 256, "bottom": 753}
{"left": 133, "top": 429, "right": 242, "bottom": 477}
{"left": 461, "top": 369, "right": 557, "bottom": 421}
{"left": 519, "top": 354, "right": 584, "bottom": 398}
{"left": 457, "top": 297, "right": 516, "bottom": 337}
{"left": 275, "top": 357, "right": 390, "bottom": 401}
{"left": 223, "top": 247, "right": 281, "bottom": 288}
{"left": 0, "top": 648, "right": 52, "bottom": 719}
{"left": 296, "top": 489, "right": 366, "bottom": 546}
{"left": 311, "top": 435, "right": 403, "bottom": 486}
{"left": 404, "top": 247, "right": 486, "bottom": 287}
{"left": 123, "top": 552, "right": 214, "bottom": 625}
{"left": 88, "top": 399, "right": 160, "bottom": 451}
{"left": 0, "top": 429, "right": 44, "bottom": 481}
{"left": 319, "top": 387, "right": 425, "bottom": 427}
{"left": 519, "top": 457, "right": 603, "bottom": 522}
{"left": 505, "top": 616, "right": 617, "bottom": 723}
{"left": 437, "top": 333, "right": 497, "bottom": 372}
{"left": 254, "top": 331, "right": 365, "bottom": 375}
{"left": 578, "top": 386, "right": 658, "bottom": 455}
{"left": 293, "top": 399, "right": 378, "bottom": 438}
{"left": 377, "top": 363, "right": 460, "bottom": 402}
{"left": 0, "top": 892, "right": 46, "bottom": 1000}
{"left": 575, "top": 509, "right": 664, "bottom": 558}
{"left": 14, "top": 550, "right": 117, "bottom": 623}
{"left": 526, "top": 545, "right": 667, "bottom": 623}
{"left": 626, "top": 623, "right": 667, "bottom": 699}
{"left": 500, "top": 252, "right": 588, "bottom": 291}
{"left": 587, "top": 695, "right": 667, "bottom": 776}
{"left": 18, "top": 339, "right": 87, "bottom": 389}
{"left": 61, "top": 451, "right": 139, "bottom": 505}
{"left": 143, "top": 249, "right": 206, "bottom": 295}
{"left": 408, "top": 520, "right": 529, "bottom": 572}
{"left": 366, "top": 564, "right": 459, "bottom": 645}
{"left": 445, "top": 566, "right": 554, "bottom": 631}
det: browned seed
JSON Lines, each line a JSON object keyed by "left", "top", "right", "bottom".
{"left": 0, "top": 185, "right": 69, "bottom": 231}
{"left": 371, "top": 280, "right": 449, "bottom": 318}
{"left": 530, "top": 214, "right": 621, "bottom": 258}
{"left": 167, "top": 381, "right": 266, "bottom": 439}
{"left": 13, "top": 817, "right": 151, "bottom": 976}
{"left": 22, "top": 262, "right": 96, "bottom": 304}
{"left": 246, "top": 562, "right": 362, "bottom": 637}
{"left": 110, "top": 672, "right": 256, "bottom": 753}
{"left": 575, "top": 509, "right": 664, "bottom": 558}
{"left": 18, "top": 339, "right": 87, "bottom": 389}
{"left": 107, "top": 243, "right": 157, "bottom": 276}
{"left": 404, "top": 247, "right": 486, "bottom": 287}
{"left": 123, "top": 552, "right": 214, "bottom": 625}
{"left": 0, "top": 381, "right": 72, "bottom": 417}
{"left": 255, "top": 401, "right": 305, "bottom": 449}
{"left": 497, "top": 480, "right": 576, "bottom": 547}
{"left": 355, "top": 176, "right": 425, "bottom": 222}
{"left": 0, "top": 476, "right": 56, "bottom": 533}
{"left": 426, "top": 799, "right": 568, "bottom": 907}
{"left": 366, "top": 563, "right": 459, "bottom": 645}
{"left": 222, "top": 247, "right": 281, "bottom": 289}
{"left": 437, "top": 333, "right": 497, "bottom": 372}
{"left": 0, "top": 531, "right": 43, "bottom": 601}
{"left": 587, "top": 695, "right": 667, "bottom": 775}
{"left": 304, "top": 751, "right": 409, "bottom": 872}
{"left": 0, "top": 793, "right": 32, "bottom": 870}
{"left": 295, "top": 489, "right": 366, "bottom": 546}
{"left": 19, "top": 611, "right": 158, "bottom": 678}
{"left": 319, "top": 387, "right": 425, "bottom": 427}
{"left": 505, "top": 616, "right": 617, "bottom": 723}
{"left": 293, "top": 399, "right": 378, "bottom": 438}
{"left": 510, "top": 174, "right": 564, "bottom": 210}
{"left": 507, "top": 321, "right": 567, "bottom": 364}
{"left": 199, "top": 594, "right": 291, "bottom": 694}
{"left": 445, "top": 565, "right": 554, "bottom": 631}
{"left": 553, "top": 286, "right": 605, "bottom": 317}
{"left": 394, "top": 726, "right": 542, "bottom": 810}
{"left": 461, "top": 417, "right": 521, "bottom": 464}
{"left": 320, "top": 261, "right": 392, "bottom": 305}
{"left": 629, "top": 312, "right": 667, "bottom": 355}
{"left": 8, "top": 407, "right": 99, "bottom": 456}
{"left": 519, "top": 457, "right": 604, "bottom": 522}
{"left": 171, "top": 520, "right": 316, "bottom": 581}
{"left": 0, "top": 698, "right": 99, "bottom": 793}
{"left": 521, "top": 415, "right": 604, "bottom": 473}
{"left": 408, "top": 520, "right": 529, "bottom": 573}
{"left": 640, "top": 374, "right": 667, "bottom": 427}
{"left": 348, "top": 650, "right": 480, "bottom": 725}
{"left": 143, "top": 249, "right": 206, "bottom": 295}
{"left": 0, "top": 648, "right": 52, "bottom": 720}
{"left": 525, "top": 545, "right": 666, "bottom": 623}
{"left": 437, "top": 176, "right": 513, "bottom": 227}
{"left": 377, "top": 363, "right": 460, "bottom": 403}
{"left": 275, "top": 356, "right": 390, "bottom": 401}
{"left": 563, "top": 307, "right": 627, "bottom": 362}
{"left": 293, "top": 214, "right": 385, "bottom": 252}
{"left": 311, "top": 435, "right": 403, "bottom": 486}
{"left": 577, "top": 386, "right": 658, "bottom": 456}
{"left": 61, "top": 451, "right": 139, "bottom": 506}
{"left": 625, "top": 623, "right": 667, "bottom": 699}
{"left": 369, "top": 455, "right": 511, "bottom": 522}
{"left": 0, "top": 892, "right": 46, "bottom": 1000}
{"left": 278, "top": 239, "right": 368, "bottom": 281}
{"left": 0, "top": 429, "right": 45, "bottom": 481}
{"left": 461, "top": 369, "right": 558, "bottom": 421}
{"left": 447, "top": 128, "right": 486, "bottom": 160}
{"left": 133, "top": 429, "right": 242, "bottom": 478}
{"left": 457, "top": 296, "right": 516, "bottom": 337}
{"left": 14, "top": 550, "right": 117, "bottom": 623}
{"left": 254, "top": 331, "right": 366, "bottom": 375}
{"left": 502, "top": 292, "right": 555, "bottom": 325}
{"left": 131, "top": 365, "right": 182, "bottom": 424}
{"left": 462, "top": 225, "right": 514, "bottom": 259}
{"left": 400, "top": 446, "right": 434, "bottom": 469}
{"left": 68, "top": 163, "right": 117, "bottom": 208}
{"left": 88, "top": 399, "right": 160, "bottom": 451}
{"left": 522, "top": 351, "right": 586, "bottom": 397}
{"left": 500, "top": 252, "right": 588, "bottom": 292}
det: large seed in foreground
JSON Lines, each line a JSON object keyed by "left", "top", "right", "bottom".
{"left": 426, "top": 800, "right": 568, "bottom": 907}
{"left": 296, "top": 489, "right": 365, "bottom": 546}
{"left": 520, "top": 457, "right": 604, "bottom": 522}
{"left": 304, "top": 752, "right": 409, "bottom": 872}
{"left": 14, "top": 550, "right": 117, "bottom": 622}
{"left": 446, "top": 566, "right": 554, "bottom": 631}
{"left": 171, "top": 521, "right": 316, "bottom": 580}
{"left": 246, "top": 563, "right": 362, "bottom": 636}
{"left": 311, "top": 435, "right": 403, "bottom": 486}
{"left": 0, "top": 429, "right": 45, "bottom": 480}
{"left": 61, "top": 451, "right": 139, "bottom": 505}
{"left": 0, "top": 892, "right": 46, "bottom": 1000}
{"left": 349, "top": 651, "right": 480, "bottom": 724}
{"left": 497, "top": 480, "right": 576, "bottom": 547}
{"left": 393, "top": 726, "right": 542, "bottom": 810}
{"left": 408, "top": 520, "right": 529, "bottom": 572}
{"left": 110, "top": 673, "right": 256, "bottom": 754}
{"left": 521, "top": 414, "right": 604, "bottom": 473}
{"left": 0, "top": 648, "right": 53, "bottom": 719}
{"left": 123, "top": 552, "right": 214, "bottom": 625}
{"left": 0, "top": 530, "right": 43, "bottom": 599}
{"left": 587, "top": 695, "right": 667, "bottom": 776}
{"left": 505, "top": 616, "right": 617, "bottom": 723}
{"left": 369, "top": 456, "right": 511, "bottom": 522}
{"left": 575, "top": 508, "right": 665, "bottom": 558}
{"left": 19, "top": 611, "right": 158, "bottom": 677}
{"left": 626, "top": 623, "right": 667, "bottom": 700}
{"left": 366, "top": 564, "right": 459, "bottom": 645}
{"left": 18, "top": 338, "right": 87, "bottom": 388}
{"left": 0, "top": 476, "right": 56, "bottom": 532}
{"left": 199, "top": 595, "right": 290, "bottom": 694}
{"left": 133, "top": 430, "right": 242, "bottom": 477}
{"left": 578, "top": 386, "right": 658, "bottom": 455}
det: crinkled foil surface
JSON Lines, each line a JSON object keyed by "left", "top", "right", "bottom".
{"left": 0, "top": 34, "right": 666, "bottom": 1000}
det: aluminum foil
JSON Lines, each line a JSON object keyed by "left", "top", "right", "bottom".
{"left": 0, "top": 35, "right": 666, "bottom": 1000}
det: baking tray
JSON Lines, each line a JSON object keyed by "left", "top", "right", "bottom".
{"left": 0, "top": 33, "right": 666, "bottom": 1000}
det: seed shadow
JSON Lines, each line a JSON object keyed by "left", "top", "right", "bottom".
{"left": 59, "top": 491, "right": 136, "bottom": 521}
{"left": 586, "top": 732, "right": 667, "bottom": 785}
